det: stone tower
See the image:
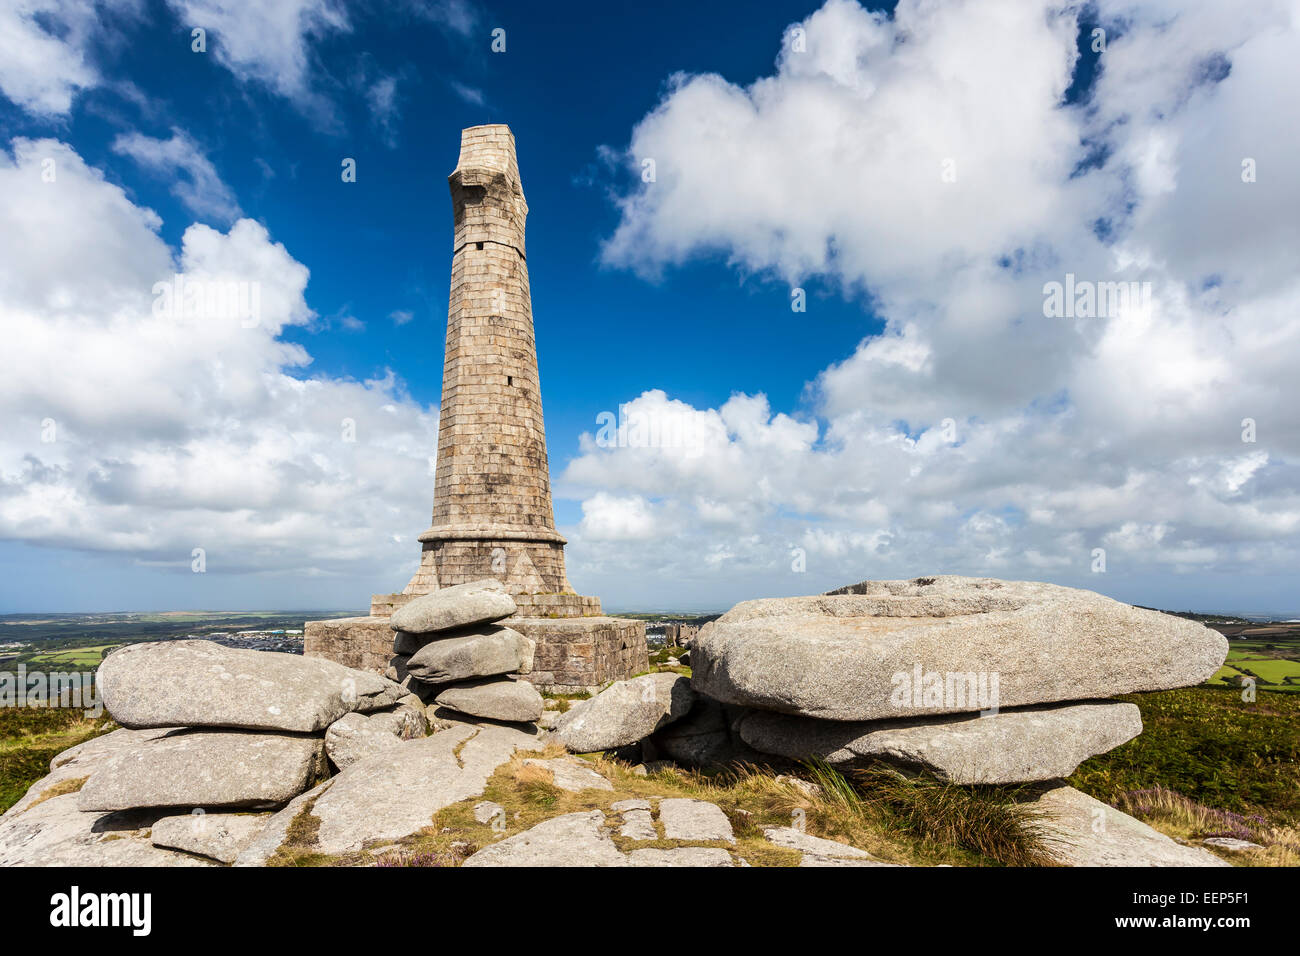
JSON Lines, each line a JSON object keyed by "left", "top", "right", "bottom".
{"left": 404, "top": 124, "right": 574, "bottom": 599}
{"left": 371, "top": 124, "right": 599, "bottom": 619}
{"left": 307, "top": 124, "right": 647, "bottom": 693}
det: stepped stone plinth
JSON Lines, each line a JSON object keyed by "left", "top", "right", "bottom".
{"left": 306, "top": 124, "right": 647, "bottom": 692}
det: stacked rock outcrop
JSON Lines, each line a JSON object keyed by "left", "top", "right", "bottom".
{"left": 552, "top": 577, "right": 1228, "bottom": 786}
{"left": 689, "top": 576, "right": 1228, "bottom": 783}
{"left": 386, "top": 579, "right": 545, "bottom": 725}
{"left": 80, "top": 641, "right": 422, "bottom": 808}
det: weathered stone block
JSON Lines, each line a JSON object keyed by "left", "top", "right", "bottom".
{"left": 511, "top": 617, "right": 648, "bottom": 693}
{"left": 304, "top": 616, "right": 394, "bottom": 674}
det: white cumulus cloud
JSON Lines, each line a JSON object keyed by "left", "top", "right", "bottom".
{"left": 0, "top": 137, "right": 438, "bottom": 589}
{"left": 570, "top": 0, "right": 1300, "bottom": 611}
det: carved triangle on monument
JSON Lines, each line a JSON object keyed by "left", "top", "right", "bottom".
{"left": 510, "top": 549, "right": 546, "bottom": 594}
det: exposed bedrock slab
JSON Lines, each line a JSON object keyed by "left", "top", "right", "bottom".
{"left": 151, "top": 812, "right": 270, "bottom": 864}
{"left": 309, "top": 723, "right": 536, "bottom": 854}
{"left": 737, "top": 701, "right": 1143, "bottom": 784}
{"left": 98, "top": 640, "right": 405, "bottom": 732}
{"left": 762, "top": 826, "right": 898, "bottom": 867}
{"left": 658, "top": 798, "right": 735, "bottom": 843}
{"left": 77, "top": 730, "right": 326, "bottom": 811}
{"left": 555, "top": 673, "right": 694, "bottom": 752}
{"left": 521, "top": 757, "right": 613, "bottom": 792}
{"left": 0, "top": 794, "right": 214, "bottom": 867}
{"left": 628, "top": 847, "right": 736, "bottom": 867}
{"left": 389, "top": 579, "right": 517, "bottom": 635}
{"left": 691, "top": 576, "right": 1226, "bottom": 720}
{"left": 435, "top": 677, "right": 544, "bottom": 723}
{"left": 405, "top": 625, "right": 530, "bottom": 685}
{"left": 462, "top": 811, "right": 628, "bottom": 867}
{"left": 1028, "top": 786, "right": 1231, "bottom": 867}
{"left": 232, "top": 780, "right": 333, "bottom": 867}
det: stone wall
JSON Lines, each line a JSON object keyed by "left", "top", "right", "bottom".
{"left": 512, "top": 617, "right": 649, "bottom": 695}
{"left": 307, "top": 612, "right": 647, "bottom": 695}
{"left": 371, "top": 589, "right": 601, "bottom": 619}
{"left": 303, "top": 617, "right": 394, "bottom": 675}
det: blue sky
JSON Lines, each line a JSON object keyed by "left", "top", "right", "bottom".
{"left": 1, "top": 0, "right": 1297, "bottom": 615}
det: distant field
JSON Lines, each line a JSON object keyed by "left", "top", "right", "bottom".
{"left": 0, "top": 610, "right": 357, "bottom": 670}
{"left": 1202, "top": 621, "right": 1300, "bottom": 693}
{"left": 1234, "top": 657, "right": 1300, "bottom": 685}
{"left": 23, "top": 645, "right": 120, "bottom": 668}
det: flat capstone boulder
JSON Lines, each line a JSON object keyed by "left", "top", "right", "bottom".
{"left": 405, "top": 625, "right": 531, "bottom": 685}
{"left": 435, "top": 677, "right": 544, "bottom": 723}
{"left": 389, "top": 579, "right": 517, "bottom": 635}
{"left": 98, "top": 640, "right": 405, "bottom": 732}
{"left": 691, "top": 576, "right": 1227, "bottom": 720}
{"left": 77, "top": 730, "right": 326, "bottom": 811}
{"left": 150, "top": 811, "right": 270, "bottom": 864}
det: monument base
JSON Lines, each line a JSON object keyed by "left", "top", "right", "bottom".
{"left": 510, "top": 617, "right": 649, "bottom": 694}
{"left": 370, "top": 590, "right": 602, "bottom": 618}
{"left": 304, "top": 616, "right": 394, "bottom": 674}
{"left": 304, "top": 611, "right": 647, "bottom": 695}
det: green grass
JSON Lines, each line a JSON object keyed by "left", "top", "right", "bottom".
{"left": 0, "top": 706, "right": 113, "bottom": 813}
{"left": 1069, "top": 686, "right": 1300, "bottom": 826}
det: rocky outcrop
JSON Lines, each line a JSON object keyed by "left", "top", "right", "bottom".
{"left": 393, "top": 608, "right": 541, "bottom": 727}
{"left": 762, "top": 826, "right": 898, "bottom": 867}
{"left": 1028, "top": 785, "right": 1232, "bottom": 867}
{"left": 0, "top": 794, "right": 215, "bottom": 867}
{"left": 308, "top": 723, "right": 537, "bottom": 854}
{"left": 150, "top": 812, "right": 269, "bottom": 864}
{"left": 735, "top": 701, "right": 1143, "bottom": 784}
{"left": 462, "top": 811, "right": 629, "bottom": 867}
{"left": 692, "top": 577, "right": 1226, "bottom": 721}
{"left": 324, "top": 712, "right": 407, "bottom": 771}
{"left": 76, "top": 730, "right": 326, "bottom": 812}
{"left": 98, "top": 640, "right": 405, "bottom": 732}
{"left": 555, "top": 673, "right": 694, "bottom": 752}
{"left": 435, "top": 678, "right": 544, "bottom": 723}
{"left": 389, "top": 579, "right": 517, "bottom": 635}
